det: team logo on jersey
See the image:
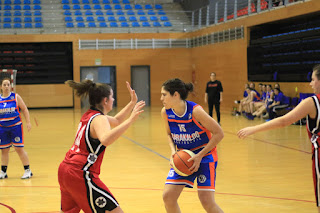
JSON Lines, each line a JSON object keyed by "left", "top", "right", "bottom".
{"left": 10, "top": 96, "right": 14, "bottom": 100}
{"left": 189, "top": 113, "right": 192, "bottom": 119}
{"left": 95, "top": 197, "right": 107, "bottom": 208}
{"left": 14, "top": 137, "right": 20, "bottom": 142}
{"left": 168, "top": 115, "right": 175, "bottom": 118}
{"left": 198, "top": 175, "right": 207, "bottom": 183}
{"left": 87, "top": 153, "right": 98, "bottom": 164}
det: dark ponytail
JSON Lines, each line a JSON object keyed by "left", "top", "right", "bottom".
{"left": 66, "top": 80, "right": 111, "bottom": 107}
{"left": 162, "top": 78, "right": 193, "bottom": 100}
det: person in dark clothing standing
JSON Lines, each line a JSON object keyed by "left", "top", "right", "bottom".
{"left": 205, "top": 72, "right": 223, "bottom": 124}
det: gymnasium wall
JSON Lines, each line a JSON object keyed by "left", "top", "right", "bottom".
{"left": 1, "top": 0, "right": 319, "bottom": 109}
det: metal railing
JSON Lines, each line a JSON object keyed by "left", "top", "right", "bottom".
{"left": 78, "top": 26, "right": 244, "bottom": 49}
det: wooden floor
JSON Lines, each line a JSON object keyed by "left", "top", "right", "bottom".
{"left": 0, "top": 107, "right": 316, "bottom": 213}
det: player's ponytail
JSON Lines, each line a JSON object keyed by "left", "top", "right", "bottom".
{"left": 313, "top": 64, "right": 320, "bottom": 80}
{"left": 66, "top": 79, "right": 111, "bottom": 108}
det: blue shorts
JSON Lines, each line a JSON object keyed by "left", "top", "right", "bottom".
{"left": 0, "top": 124, "right": 24, "bottom": 149}
{"left": 165, "top": 161, "right": 217, "bottom": 191}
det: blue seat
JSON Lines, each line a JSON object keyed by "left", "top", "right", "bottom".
{"left": 14, "top": 0, "right": 21, "bottom": 3}
{"left": 112, "top": 0, "right": 119, "bottom": 3}
{"left": 122, "top": 0, "right": 129, "bottom": 3}
{"left": 65, "top": 16, "right": 73, "bottom": 22}
{"left": 74, "top": 10, "right": 82, "bottom": 15}
{"left": 158, "top": 10, "right": 166, "bottom": 15}
{"left": 14, "top": 11, "right": 22, "bottom": 16}
{"left": 35, "top": 23, "right": 43, "bottom": 28}
{"left": 163, "top": 21, "right": 172, "bottom": 27}
{"left": 139, "top": 16, "right": 147, "bottom": 21}
{"left": 66, "top": 22, "right": 74, "bottom": 28}
{"left": 24, "top": 23, "right": 32, "bottom": 28}
{"left": 97, "top": 16, "right": 105, "bottom": 22}
{"left": 92, "top": 0, "right": 99, "bottom": 3}
{"left": 4, "top": 0, "right": 11, "bottom": 4}
{"left": 3, "top": 17, "right": 11, "bottom": 22}
{"left": 114, "top": 4, "right": 121, "bottom": 10}
{"left": 33, "top": 5, "right": 41, "bottom": 10}
{"left": 160, "top": 16, "right": 168, "bottom": 21}
{"left": 62, "top": 5, "right": 70, "bottom": 10}
{"left": 96, "top": 10, "right": 103, "bottom": 15}
{"left": 85, "top": 10, "right": 93, "bottom": 15}
{"left": 34, "top": 11, "right": 41, "bottom": 16}
{"left": 127, "top": 10, "right": 134, "bottom": 15}
{"left": 64, "top": 10, "right": 71, "bottom": 16}
{"left": 24, "top": 17, "right": 32, "bottom": 22}
{"left": 82, "top": 0, "right": 89, "bottom": 3}
{"left": 116, "top": 10, "right": 124, "bottom": 15}
{"left": 88, "top": 22, "right": 96, "bottom": 27}
{"left": 24, "top": 0, "right": 31, "bottom": 3}
{"left": 132, "top": 22, "right": 140, "bottom": 27}
{"left": 62, "top": 0, "right": 69, "bottom": 3}
{"left": 14, "top": 5, "right": 22, "bottom": 10}
{"left": 13, "top": 17, "right": 21, "bottom": 22}
{"left": 33, "top": 0, "right": 40, "bottom": 3}
{"left": 14, "top": 23, "right": 22, "bottom": 28}
{"left": 118, "top": 16, "right": 126, "bottom": 22}
{"left": 106, "top": 10, "right": 113, "bottom": 15}
{"left": 121, "top": 22, "right": 129, "bottom": 27}
{"left": 24, "top": 11, "right": 32, "bottom": 16}
{"left": 86, "top": 16, "right": 94, "bottom": 22}
{"left": 145, "top": 4, "right": 152, "bottom": 9}
{"left": 129, "top": 16, "right": 137, "bottom": 22}
{"left": 94, "top": 5, "right": 101, "bottom": 10}
{"left": 150, "top": 16, "right": 158, "bottom": 21}
{"left": 134, "top": 4, "right": 142, "bottom": 10}
{"left": 3, "top": 23, "right": 12, "bottom": 28}
{"left": 77, "top": 22, "right": 85, "bottom": 27}
{"left": 72, "top": 0, "right": 79, "bottom": 3}
{"left": 108, "top": 16, "right": 116, "bottom": 22}
{"left": 155, "top": 4, "right": 162, "bottom": 10}
{"left": 4, "top": 11, "right": 12, "bottom": 16}
{"left": 102, "top": 0, "right": 110, "bottom": 3}
{"left": 4, "top": 5, "right": 12, "bottom": 10}
{"left": 147, "top": 10, "right": 155, "bottom": 15}
{"left": 73, "top": 5, "right": 81, "bottom": 10}
{"left": 75, "top": 16, "right": 84, "bottom": 22}
{"left": 104, "top": 4, "right": 112, "bottom": 10}
{"left": 99, "top": 22, "right": 107, "bottom": 27}
{"left": 83, "top": 5, "right": 91, "bottom": 10}
{"left": 137, "top": 10, "right": 145, "bottom": 15}
{"left": 109, "top": 22, "right": 118, "bottom": 27}
{"left": 34, "top": 17, "right": 42, "bottom": 22}
{"left": 142, "top": 22, "right": 150, "bottom": 27}
{"left": 124, "top": 4, "right": 132, "bottom": 10}
{"left": 153, "top": 21, "right": 161, "bottom": 27}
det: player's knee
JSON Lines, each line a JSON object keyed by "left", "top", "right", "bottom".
{"left": 198, "top": 193, "right": 215, "bottom": 209}
{"left": 162, "top": 190, "right": 177, "bottom": 205}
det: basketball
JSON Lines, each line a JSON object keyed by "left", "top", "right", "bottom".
{"left": 172, "top": 149, "right": 195, "bottom": 176}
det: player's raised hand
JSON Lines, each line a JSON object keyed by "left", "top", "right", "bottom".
{"left": 126, "top": 81, "right": 137, "bottom": 104}
{"left": 129, "top": 100, "right": 145, "bottom": 122}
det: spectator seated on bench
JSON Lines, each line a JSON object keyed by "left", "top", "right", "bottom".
{"left": 266, "top": 88, "right": 289, "bottom": 120}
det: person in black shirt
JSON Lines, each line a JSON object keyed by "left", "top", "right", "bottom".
{"left": 205, "top": 72, "right": 223, "bottom": 124}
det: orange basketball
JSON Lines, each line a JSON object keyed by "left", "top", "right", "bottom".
{"left": 172, "top": 149, "right": 195, "bottom": 176}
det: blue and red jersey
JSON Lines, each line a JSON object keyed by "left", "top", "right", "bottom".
{"left": 0, "top": 92, "right": 22, "bottom": 127}
{"left": 166, "top": 100, "right": 217, "bottom": 163}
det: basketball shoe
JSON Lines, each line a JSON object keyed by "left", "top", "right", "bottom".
{"left": 21, "top": 169, "right": 33, "bottom": 179}
{"left": 0, "top": 171, "right": 8, "bottom": 179}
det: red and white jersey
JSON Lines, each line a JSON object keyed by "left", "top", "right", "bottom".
{"left": 63, "top": 108, "right": 106, "bottom": 177}
{"left": 307, "top": 94, "right": 320, "bottom": 151}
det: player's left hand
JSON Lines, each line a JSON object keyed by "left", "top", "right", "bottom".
{"left": 126, "top": 81, "right": 137, "bottom": 104}
{"left": 237, "top": 127, "right": 255, "bottom": 139}
{"left": 26, "top": 122, "right": 32, "bottom": 131}
{"left": 188, "top": 154, "right": 202, "bottom": 173}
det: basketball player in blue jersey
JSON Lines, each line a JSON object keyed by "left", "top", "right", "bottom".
{"left": 238, "top": 64, "right": 320, "bottom": 212}
{"left": 0, "top": 78, "right": 33, "bottom": 179}
{"left": 161, "top": 78, "right": 224, "bottom": 213}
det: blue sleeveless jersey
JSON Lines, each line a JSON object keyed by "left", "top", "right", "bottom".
{"left": 166, "top": 101, "right": 218, "bottom": 163}
{"left": 0, "top": 92, "right": 22, "bottom": 127}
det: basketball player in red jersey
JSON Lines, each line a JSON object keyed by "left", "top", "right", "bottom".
{"left": 58, "top": 80, "right": 145, "bottom": 213}
{"left": 238, "top": 64, "right": 320, "bottom": 212}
